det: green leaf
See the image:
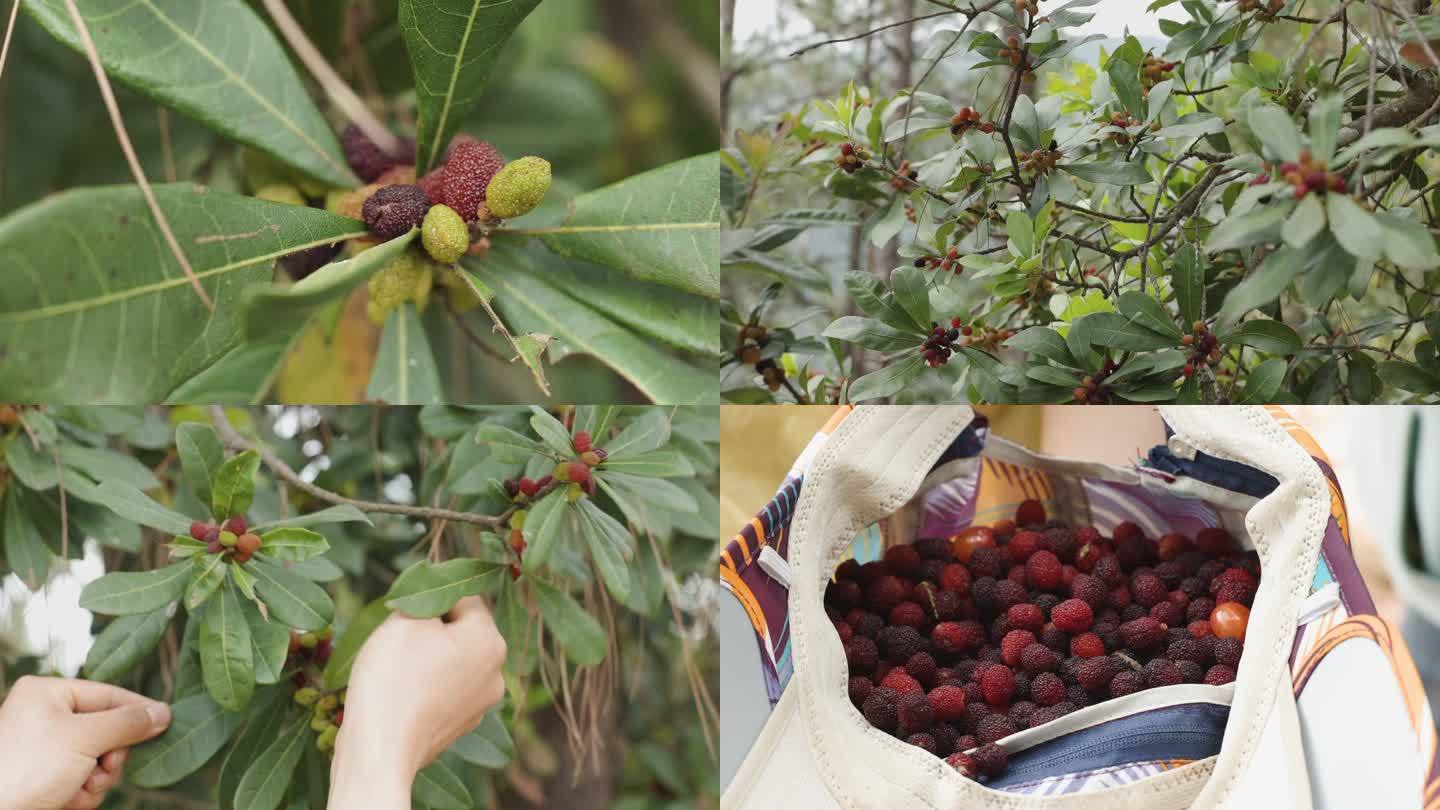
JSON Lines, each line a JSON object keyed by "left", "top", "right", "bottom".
{"left": 889, "top": 267, "right": 931, "bottom": 327}
{"left": 201, "top": 581, "right": 255, "bottom": 712}
{"left": 241, "top": 232, "right": 415, "bottom": 342}
{"left": 1309, "top": 93, "right": 1342, "bottom": 163}
{"left": 474, "top": 423, "right": 551, "bottom": 461}
{"left": 1282, "top": 192, "right": 1325, "bottom": 248}
{"left": 449, "top": 711, "right": 513, "bottom": 767}
{"left": 80, "top": 563, "right": 189, "bottom": 615}
{"left": 1378, "top": 213, "right": 1440, "bottom": 270}
{"left": 846, "top": 353, "right": 926, "bottom": 402}
{"left": 957, "top": 347, "right": 1017, "bottom": 403}
{"left": 1348, "top": 354, "right": 1380, "bottom": 403}
{"left": 412, "top": 759, "right": 471, "bottom": 810}
{"left": 186, "top": 553, "right": 229, "bottom": 610}
{"left": 1172, "top": 243, "right": 1205, "bottom": 324}
{"left": 529, "top": 406, "right": 575, "bottom": 455}
{"left": 323, "top": 597, "right": 392, "bottom": 691}
{"left": 1058, "top": 160, "right": 1152, "bottom": 186}
{"left": 1108, "top": 56, "right": 1143, "bottom": 116}
{"left": 90, "top": 480, "right": 193, "bottom": 535}
{"left": 211, "top": 450, "right": 260, "bottom": 522}
{"left": 1082, "top": 312, "right": 1178, "bottom": 351}
{"left": 234, "top": 713, "right": 309, "bottom": 810}
{"left": 248, "top": 559, "right": 334, "bottom": 631}
{"left": 401, "top": 0, "right": 544, "bottom": 172}
{"left": 22, "top": 0, "right": 356, "bottom": 186}
{"left": 385, "top": 558, "right": 506, "bottom": 618}
{"left": 129, "top": 692, "right": 243, "bottom": 787}
{"left": 602, "top": 409, "right": 671, "bottom": 459}
{"left": 245, "top": 607, "right": 291, "bottom": 686}
{"left": 60, "top": 445, "right": 159, "bottom": 491}
{"left": 521, "top": 492, "right": 577, "bottom": 572}
{"left": 1116, "top": 291, "right": 1182, "bottom": 339}
{"left": 366, "top": 304, "right": 445, "bottom": 404}
{"left": 0, "top": 186, "right": 364, "bottom": 401}
{"left": 534, "top": 580, "right": 608, "bottom": 666}
{"left": 599, "top": 449, "right": 693, "bottom": 477}
{"left": 1216, "top": 245, "right": 1306, "bottom": 324}
{"left": 469, "top": 244, "right": 715, "bottom": 404}
{"left": 256, "top": 528, "right": 329, "bottom": 562}
{"left": 1378, "top": 360, "right": 1440, "bottom": 394}
{"left": 1325, "top": 192, "right": 1381, "bottom": 260}
{"left": 1247, "top": 103, "right": 1302, "bottom": 161}
{"left": 3, "top": 488, "right": 50, "bottom": 588}
{"left": 1204, "top": 202, "right": 1289, "bottom": 253}
{"left": 176, "top": 422, "right": 225, "bottom": 512}
{"left": 219, "top": 689, "right": 289, "bottom": 810}
{"left": 1217, "top": 319, "right": 1301, "bottom": 355}
{"left": 535, "top": 153, "right": 721, "bottom": 298}
{"left": 1236, "top": 358, "right": 1288, "bottom": 403}
{"left": 1005, "top": 327, "right": 1076, "bottom": 367}
{"left": 253, "top": 505, "right": 373, "bottom": 532}
{"left": 577, "top": 500, "right": 633, "bottom": 602}
{"left": 83, "top": 608, "right": 170, "bottom": 682}
{"left": 823, "top": 316, "right": 920, "bottom": 351}
{"left": 844, "top": 271, "right": 923, "bottom": 332}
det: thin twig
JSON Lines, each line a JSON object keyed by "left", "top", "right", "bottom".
{"left": 0, "top": 0, "right": 20, "bottom": 82}
{"left": 64, "top": 0, "right": 213, "bottom": 311}
{"left": 790, "top": 10, "right": 959, "bottom": 58}
{"left": 456, "top": 269, "right": 551, "bottom": 396}
{"left": 208, "top": 406, "right": 506, "bottom": 529}
{"left": 260, "top": 0, "right": 400, "bottom": 157}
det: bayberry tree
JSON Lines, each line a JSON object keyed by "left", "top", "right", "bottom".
{"left": 723, "top": 0, "right": 1440, "bottom": 404}
{"left": 0, "top": 404, "right": 718, "bottom": 808}
{"left": 0, "top": 0, "right": 719, "bottom": 404}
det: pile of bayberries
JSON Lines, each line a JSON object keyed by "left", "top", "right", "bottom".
{"left": 826, "top": 499, "right": 1256, "bottom": 783}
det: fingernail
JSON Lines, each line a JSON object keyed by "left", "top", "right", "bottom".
{"left": 147, "top": 702, "right": 171, "bottom": 731}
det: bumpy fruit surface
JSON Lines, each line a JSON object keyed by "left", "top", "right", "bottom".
{"left": 342, "top": 124, "right": 414, "bottom": 182}
{"left": 421, "top": 204, "right": 469, "bottom": 264}
{"left": 219, "top": 531, "right": 238, "bottom": 548}
{"left": 362, "top": 184, "right": 432, "bottom": 240}
{"left": 294, "top": 687, "right": 320, "bottom": 706}
{"left": 442, "top": 141, "right": 506, "bottom": 221}
{"left": 580, "top": 450, "right": 602, "bottom": 466}
{"left": 236, "top": 533, "right": 262, "bottom": 556}
{"left": 485, "top": 157, "right": 552, "bottom": 220}
{"left": 366, "top": 251, "right": 435, "bottom": 325}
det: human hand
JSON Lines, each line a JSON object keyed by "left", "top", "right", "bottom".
{"left": 328, "top": 596, "right": 507, "bottom": 809}
{"left": 0, "top": 676, "right": 171, "bottom": 810}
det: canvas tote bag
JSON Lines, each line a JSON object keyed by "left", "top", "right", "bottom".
{"left": 722, "top": 405, "right": 1438, "bottom": 810}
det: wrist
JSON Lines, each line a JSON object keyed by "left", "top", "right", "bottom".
{"left": 328, "top": 722, "right": 416, "bottom": 809}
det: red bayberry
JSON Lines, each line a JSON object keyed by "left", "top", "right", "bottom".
{"left": 1051, "top": 599, "right": 1093, "bottom": 633}
{"left": 1015, "top": 499, "right": 1046, "bottom": 526}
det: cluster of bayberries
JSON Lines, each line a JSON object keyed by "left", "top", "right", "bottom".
{"left": 915, "top": 245, "right": 964, "bottom": 275}
{"left": 920, "top": 318, "right": 975, "bottom": 368}
{"left": 827, "top": 499, "right": 1256, "bottom": 782}
{"left": 889, "top": 160, "right": 920, "bottom": 191}
{"left": 949, "top": 107, "right": 995, "bottom": 139}
{"left": 1019, "top": 145, "right": 1063, "bottom": 175}
{"left": 1071, "top": 357, "right": 1121, "bottom": 404}
{"left": 1140, "top": 54, "right": 1178, "bottom": 91}
{"left": 188, "top": 517, "right": 262, "bottom": 563}
{"left": 501, "top": 432, "right": 607, "bottom": 576}
{"left": 1249, "top": 149, "right": 1348, "bottom": 198}
{"left": 287, "top": 627, "right": 343, "bottom": 753}
{"left": 835, "top": 142, "right": 873, "bottom": 174}
{"left": 1236, "top": 0, "right": 1284, "bottom": 17}
{"left": 735, "top": 324, "right": 790, "bottom": 392}
{"left": 996, "top": 36, "right": 1029, "bottom": 69}
{"left": 1181, "top": 321, "right": 1223, "bottom": 378}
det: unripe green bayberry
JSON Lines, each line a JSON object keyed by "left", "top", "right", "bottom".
{"left": 485, "top": 157, "right": 551, "bottom": 219}
{"left": 564, "top": 483, "right": 584, "bottom": 502}
{"left": 512, "top": 509, "right": 529, "bottom": 530}
{"left": 255, "top": 184, "right": 306, "bottom": 206}
{"left": 318, "top": 694, "right": 339, "bottom": 712}
{"left": 421, "top": 204, "right": 469, "bottom": 264}
{"left": 319, "top": 626, "right": 334, "bottom": 642}
{"left": 311, "top": 714, "right": 330, "bottom": 732}
{"left": 553, "top": 462, "right": 571, "bottom": 482}
{"left": 317, "top": 725, "right": 339, "bottom": 753}
{"left": 366, "top": 250, "right": 435, "bottom": 325}
{"left": 300, "top": 633, "right": 318, "bottom": 649}
{"left": 219, "top": 530, "right": 238, "bottom": 548}
{"left": 294, "top": 687, "right": 320, "bottom": 706}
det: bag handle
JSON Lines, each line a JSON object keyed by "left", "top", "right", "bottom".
{"left": 784, "top": 405, "right": 1325, "bottom": 809}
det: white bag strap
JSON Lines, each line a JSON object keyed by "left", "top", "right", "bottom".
{"left": 780, "top": 405, "right": 1326, "bottom": 810}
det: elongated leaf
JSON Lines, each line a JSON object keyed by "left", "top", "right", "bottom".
{"left": 577, "top": 500, "right": 632, "bottom": 602}
{"left": 1005, "top": 327, "right": 1075, "bottom": 367}
{"left": 412, "top": 759, "right": 471, "bottom": 809}
{"left": 529, "top": 406, "right": 575, "bottom": 454}
{"left": 1216, "top": 245, "right": 1306, "bottom": 324}
{"left": 164, "top": 335, "right": 294, "bottom": 405}
{"left": 474, "top": 423, "right": 551, "bottom": 461}
{"left": 0, "top": 186, "right": 364, "bottom": 401}
{"left": 449, "top": 711, "right": 513, "bottom": 767}
{"left": 1116, "top": 291, "right": 1182, "bottom": 339}
{"left": 1081, "top": 312, "right": 1177, "bottom": 351}
{"left": 471, "top": 249, "right": 715, "bottom": 403}
{"left": 402, "top": 0, "right": 543, "bottom": 171}
{"left": 847, "top": 353, "right": 927, "bottom": 402}
{"left": 83, "top": 608, "right": 171, "bottom": 682}
{"left": 256, "top": 528, "right": 329, "bottom": 562}
{"left": 246, "top": 608, "right": 292, "bottom": 685}
{"left": 1172, "top": 243, "right": 1205, "bottom": 324}
{"left": 219, "top": 689, "right": 289, "bottom": 810}
{"left": 176, "top": 422, "right": 225, "bottom": 511}
{"left": 824, "top": 315, "right": 921, "bottom": 351}
{"left": 323, "top": 597, "right": 392, "bottom": 691}
{"left": 241, "top": 232, "right": 416, "bottom": 342}
{"left": 521, "top": 492, "right": 577, "bottom": 572}
{"left": 534, "top": 581, "right": 607, "bottom": 666}
{"left": 60, "top": 445, "right": 159, "bottom": 491}
{"left": 385, "top": 558, "right": 505, "bottom": 618}
{"left": 90, "top": 480, "right": 193, "bottom": 535}
{"left": 1059, "top": 160, "right": 1152, "bottom": 185}
{"left": 248, "top": 559, "right": 334, "bottom": 631}
{"left": 186, "top": 553, "right": 229, "bottom": 609}
{"left": 3, "top": 488, "right": 50, "bottom": 588}
{"left": 535, "top": 261, "right": 718, "bottom": 354}
{"left": 234, "top": 713, "right": 309, "bottom": 810}
{"left": 1325, "top": 192, "right": 1382, "bottom": 261}
{"left": 23, "top": 0, "right": 356, "bottom": 186}
{"left": 1236, "top": 358, "right": 1288, "bottom": 403}
{"left": 535, "top": 153, "right": 721, "bottom": 298}
{"left": 128, "top": 692, "right": 243, "bottom": 788}
{"left": 602, "top": 408, "right": 671, "bottom": 459}
{"left": 212, "top": 450, "right": 260, "bottom": 521}
{"left": 1217, "top": 319, "right": 1301, "bottom": 355}
{"left": 366, "top": 304, "right": 444, "bottom": 404}
{"left": 254, "top": 505, "right": 373, "bottom": 531}
{"left": 600, "top": 449, "right": 693, "bottom": 477}
{"left": 80, "top": 563, "right": 189, "bottom": 615}
{"left": 201, "top": 581, "right": 255, "bottom": 711}
{"left": 1378, "top": 360, "right": 1440, "bottom": 394}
